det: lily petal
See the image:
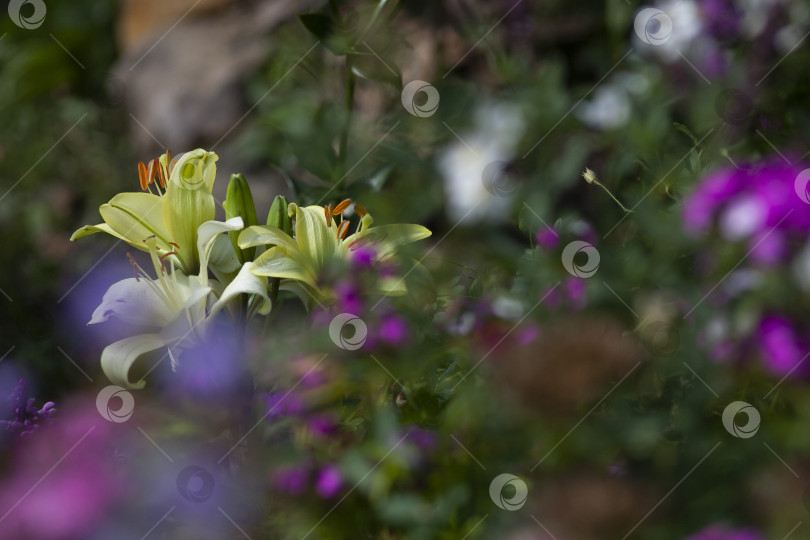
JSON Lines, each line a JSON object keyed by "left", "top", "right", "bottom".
{"left": 251, "top": 246, "right": 318, "bottom": 288}
{"left": 238, "top": 224, "right": 300, "bottom": 254}
{"left": 89, "top": 277, "right": 177, "bottom": 327}
{"left": 211, "top": 261, "right": 272, "bottom": 317}
{"left": 196, "top": 217, "right": 244, "bottom": 285}
{"left": 100, "top": 333, "right": 166, "bottom": 389}
{"left": 346, "top": 224, "right": 432, "bottom": 260}
{"left": 98, "top": 192, "right": 173, "bottom": 252}
{"left": 293, "top": 204, "right": 337, "bottom": 268}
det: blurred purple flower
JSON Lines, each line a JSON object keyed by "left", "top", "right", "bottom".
{"left": 308, "top": 414, "right": 337, "bottom": 437}
{"left": 535, "top": 226, "right": 559, "bottom": 250}
{"left": 0, "top": 379, "right": 56, "bottom": 439}
{"left": 273, "top": 465, "right": 309, "bottom": 495}
{"left": 379, "top": 314, "right": 408, "bottom": 345}
{"left": 263, "top": 391, "right": 305, "bottom": 420}
{"left": 757, "top": 315, "right": 807, "bottom": 377}
{"left": 698, "top": 0, "right": 743, "bottom": 41}
{"left": 683, "top": 159, "right": 810, "bottom": 266}
{"left": 684, "top": 524, "right": 763, "bottom": 540}
{"left": 335, "top": 282, "right": 363, "bottom": 315}
{"left": 350, "top": 246, "right": 376, "bottom": 268}
{"left": 0, "top": 399, "right": 126, "bottom": 540}
{"left": 315, "top": 465, "right": 342, "bottom": 498}
{"left": 404, "top": 426, "right": 438, "bottom": 452}
{"left": 564, "top": 277, "right": 587, "bottom": 310}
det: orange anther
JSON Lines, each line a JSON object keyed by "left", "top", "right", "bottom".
{"left": 146, "top": 159, "right": 158, "bottom": 185}
{"left": 354, "top": 203, "right": 368, "bottom": 218}
{"left": 137, "top": 161, "right": 148, "bottom": 191}
{"left": 336, "top": 220, "right": 350, "bottom": 240}
{"left": 324, "top": 205, "right": 333, "bottom": 227}
{"left": 333, "top": 198, "right": 351, "bottom": 215}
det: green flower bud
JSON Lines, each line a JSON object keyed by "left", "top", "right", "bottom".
{"left": 224, "top": 174, "right": 258, "bottom": 262}
{"left": 267, "top": 195, "right": 292, "bottom": 236}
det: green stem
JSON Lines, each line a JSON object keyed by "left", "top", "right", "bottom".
{"left": 594, "top": 181, "right": 633, "bottom": 213}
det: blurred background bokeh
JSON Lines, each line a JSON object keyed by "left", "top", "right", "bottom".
{"left": 3, "top": 0, "right": 810, "bottom": 538}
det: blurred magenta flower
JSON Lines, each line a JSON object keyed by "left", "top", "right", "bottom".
{"left": 273, "top": 465, "right": 309, "bottom": 495}
{"left": 0, "top": 398, "right": 127, "bottom": 540}
{"left": 684, "top": 524, "right": 763, "bottom": 540}
{"left": 757, "top": 315, "right": 807, "bottom": 377}
{"left": 683, "top": 160, "right": 810, "bottom": 267}
{"left": 315, "top": 465, "right": 342, "bottom": 498}
{"left": 379, "top": 314, "right": 409, "bottom": 345}
{"left": 535, "top": 226, "right": 559, "bottom": 250}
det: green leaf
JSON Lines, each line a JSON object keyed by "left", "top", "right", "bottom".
{"left": 298, "top": 13, "right": 351, "bottom": 55}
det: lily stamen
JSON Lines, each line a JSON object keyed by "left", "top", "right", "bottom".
{"left": 336, "top": 220, "right": 350, "bottom": 240}
{"left": 324, "top": 204, "right": 333, "bottom": 228}
{"left": 333, "top": 198, "right": 351, "bottom": 215}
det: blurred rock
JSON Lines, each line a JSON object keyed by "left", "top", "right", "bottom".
{"left": 114, "top": 0, "right": 318, "bottom": 153}
{"left": 494, "top": 316, "right": 642, "bottom": 415}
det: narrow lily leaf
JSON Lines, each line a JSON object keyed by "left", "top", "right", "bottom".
{"left": 100, "top": 333, "right": 166, "bottom": 389}
{"left": 98, "top": 192, "right": 173, "bottom": 251}
{"left": 89, "top": 277, "right": 177, "bottom": 327}
{"left": 211, "top": 261, "right": 272, "bottom": 317}
{"left": 251, "top": 247, "right": 318, "bottom": 288}
{"left": 196, "top": 217, "right": 244, "bottom": 285}
{"left": 346, "top": 224, "right": 432, "bottom": 259}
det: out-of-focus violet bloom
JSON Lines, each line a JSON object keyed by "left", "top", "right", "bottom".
{"left": 1, "top": 379, "right": 56, "bottom": 439}
{"left": 757, "top": 315, "right": 806, "bottom": 377}
{"left": 379, "top": 314, "right": 409, "bottom": 345}
{"left": 684, "top": 524, "right": 764, "bottom": 540}
{"left": 350, "top": 245, "right": 376, "bottom": 269}
{"left": 263, "top": 391, "right": 305, "bottom": 420}
{"left": 335, "top": 282, "right": 363, "bottom": 315}
{"left": 273, "top": 465, "right": 310, "bottom": 495}
{"left": 683, "top": 160, "right": 810, "bottom": 266}
{"left": 535, "top": 226, "right": 559, "bottom": 250}
{"left": 315, "top": 465, "right": 342, "bottom": 498}
{"left": 0, "top": 400, "right": 127, "bottom": 540}
{"left": 698, "top": 0, "right": 743, "bottom": 41}
{"left": 308, "top": 415, "right": 337, "bottom": 437}
{"left": 404, "top": 426, "right": 438, "bottom": 452}
{"left": 564, "top": 277, "right": 587, "bottom": 310}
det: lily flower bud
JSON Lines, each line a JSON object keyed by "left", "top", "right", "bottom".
{"left": 224, "top": 174, "right": 258, "bottom": 262}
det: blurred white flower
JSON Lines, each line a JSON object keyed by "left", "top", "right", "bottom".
{"left": 438, "top": 102, "right": 526, "bottom": 224}
{"left": 577, "top": 85, "right": 632, "bottom": 130}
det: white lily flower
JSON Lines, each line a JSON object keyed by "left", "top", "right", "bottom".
{"left": 90, "top": 217, "right": 271, "bottom": 389}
